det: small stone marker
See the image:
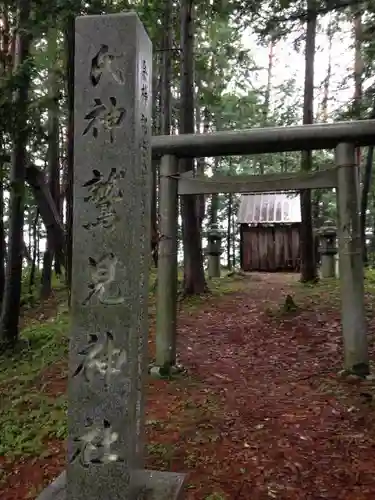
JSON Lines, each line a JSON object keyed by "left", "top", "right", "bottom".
{"left": 36, "top": 12, "right": 186, "bottom": 500}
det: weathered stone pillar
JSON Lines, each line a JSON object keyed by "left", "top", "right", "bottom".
{"left": 36, "top": 12, "right": 186, "bottom": 500}
{"left": 318, "top": 223, "right": 337, "bottom": 278}
{"left": 335, "top": 142, "right": 369, "bottom": 376}
{"left": 207, "top": 224, "right": 223, "bottom": 279}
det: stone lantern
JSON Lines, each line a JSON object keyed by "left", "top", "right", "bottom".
{"left": 206, "top": 223, "right": 223, "bottom": 278}
{"left": 318, "top": 222, "right": 337, "bottom": 278}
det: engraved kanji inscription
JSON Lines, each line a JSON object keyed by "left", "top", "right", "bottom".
{"left": 70, "top": 418, "right": 124, "bottom": 467}
{"left": 90, "top": 44, "right": 126, "bottom": 86}
{"left": 84, "top": 201, "right": 117, "bottom": 230}
{"left": 83, "top": 97, "right": 125, "bottom": 143}
{"left": 140, "top": 84, "right": 148, "bottom": 104}
{"left": 139, "top": 137, "right": 148, "bottom": 154}
{"left": 140, "top": 114, "right": 148, "bottom": 136}
{"left": 82, "top": 167, "right": 125, "bottom": 231}
{"left": 83, "top": 253, "right": 125, "bottom": 305}
{"left": 140, "top": 59, "right": 148, "bottom": 104}
{"left": 140, "top": 139, "right": 149, "bottom": 172}
{"left": 139, "top": 113, "right": 149, "bottom": 171}
{"left": 73, "top": 330, "right": 128, "bottom": 387}
{"left": 83, "top": 167, "right": 125, "bottom": 202}
{"left": 141, "top": 59, "right": 148, "bottom": 80}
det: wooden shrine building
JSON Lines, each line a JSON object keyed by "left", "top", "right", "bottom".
{"left": 237, "top": 192, "right": 302, "bottom": 272}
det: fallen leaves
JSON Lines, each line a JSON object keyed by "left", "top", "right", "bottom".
{"left": 2, "top": 273, "right": 375, "bottom": 500}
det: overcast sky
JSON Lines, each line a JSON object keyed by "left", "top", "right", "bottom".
{"left": 241, "top": 14, "right": 356, "bottom": 120}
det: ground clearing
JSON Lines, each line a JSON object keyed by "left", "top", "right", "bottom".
{"left": 1, "top": 273, "right": 374, "bottom": 500}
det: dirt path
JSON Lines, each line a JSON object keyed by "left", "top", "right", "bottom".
{"left": 148, "top": 273, "right": 375, "bottom": 499}
{"left": 2, "top": 273, "right": 375, "bottom": 500}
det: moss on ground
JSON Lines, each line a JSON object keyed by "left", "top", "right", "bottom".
{"left": 0, "top": 310, "right": 69, "bottom": 457}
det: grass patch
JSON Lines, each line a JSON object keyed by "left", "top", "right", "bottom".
{"left": 148, "top": 267, "right": 246, "bottom": 312}
{"left": 294, "top": 277, "right": 341, "bottom": 310}
{"left": 179, "top": 273, "right": 248, "bottom": 311}
{"left": 0, "top": 311, "right": 69, "bottom": 386}
{"left": 0, "top": 310, "right": 69, "bottom": 458}
{"left": 264, "top": 269, "right": 375, "bottom": 318}
{"left": 291, "top": 269, "right": 375, "bottom": 312}
{"left": 0, "top": 393, "right": 67, "bottom": 458}
{"left": 365, "top": 268, "right": 375, "bottom": 306}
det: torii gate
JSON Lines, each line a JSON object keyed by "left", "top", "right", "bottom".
{"left": 151, "top": 119, "right": 375, "bottom": 378}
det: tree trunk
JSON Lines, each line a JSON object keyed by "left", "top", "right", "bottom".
{"left": 227, "top": 194, "right": 232, "bottom": 270}
{"left": 0, "top": 0, "right": 32, "bottom": 349}
{"left": 256, "top": 37, "right": 275, "bottom": 174}
{"left": 211, "top": 193, "right": 219, "bottom": 226}
{"left": 64, "top": 9, "right": 75, "bottom": 303}
{"left": 41, "top": 27, "right": 60, "bottom": 299}
{"left": 210, "top": 156, "right": 220, "bottom": 228}
{"left": 21, "top": 240, "right": 32, "bottom": 265}
{"left": 0, "top": 8, "right": 11, "bottom": 306}
{"left": 161, "top": 0, "right": 172, "bottom": 136}
{"left": 313, "top": 18, "right": 333, "bottom": 230}
{"left": 26, "top": 164, "right": 65, "bottom": 256}
{"left": 37, "top": 224, "right": 41, "bottom": 269}
{"left": 150, "top": 0, "right": 173, "bottom": 269}
{"left": 179, "top": 0, "right": 207, "bottom": 295}
{"left": 360, "top": 146, "right": 373, "bottom": 265}
{"left": 195, "top": 102, "right": 208, "bottom": 228}
{"left": 351, "top": 7, "right": 368, "bottom": 264}
{"left": 27, "top": 209, "right": 32, "bottom": 256}
{"left": 231, "top": 207, "right": 236, "bottom": 268}
{"left": 28, "top": 210, "right": 39, "bottom": 301}
{"left": 263, "top": 37, "right": 274, "bottom": 124}
{"left": 352, "top": 6, "right": 363, "bottom": 173}
{"left": 320, "top": 18, "right": 333, "bottom": 124}
{"left": 0, "top": 162, "right": 5, "bottom": 305}
{"left": 55, "top": 124, "right": 65, "bottom": 276}
{"left": 359, "top": 99, "right": 375, "bottom": 263}
{"left": 300, "top": 0, "right": 318, "bottom": 283}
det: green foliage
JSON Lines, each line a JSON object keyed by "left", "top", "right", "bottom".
{"left": 365, "top": 267, "right": 375, "bottom": 296}
{"left": 0, "top": 393, "right": 67, "bottom": 457}
{"left": 21, "top": 267, "right": 41, "bottom": 307}
{"left": 180, "top": 273, "right": 248, "bottom": 310}
{"left": 0, "top": 270, "right": 248, "bottom": 458}
{"left": 20, "top": 267, "right": 65, "bottom": 308}
{"left": 366, "top": 267, "right": 375, "bottom": 282}
{"left": 0, "top": 310, "right": 69, "bottom": 385}
{"left": 0, "top": 311, "right": 68, "bottom": 456}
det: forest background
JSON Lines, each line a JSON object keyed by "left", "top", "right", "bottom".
{"left": 0, "top": 0, "right": 373, "bottom": 348}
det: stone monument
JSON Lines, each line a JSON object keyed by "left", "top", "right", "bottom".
{"left": 318, "top": 222, "right": 337, "bottom": 278}
{"left": 36, "top": 12, "right": 186, "bottom": 500}
{"left": 206, "top": 224, "right": 223, "bottom": 278}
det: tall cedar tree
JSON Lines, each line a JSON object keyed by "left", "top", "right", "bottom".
{"left": 300, "top": 0, "right": 318, "bottom": 283}
{"left": 0, "top": 0, "right": 33, "bottom": 348}
{"left": 179, "top": 0, "right": 207, "bottom": 295}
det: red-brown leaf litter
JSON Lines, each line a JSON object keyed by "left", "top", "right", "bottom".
{"left": 1, "top": 273, "right": 375, "bottom": 499}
